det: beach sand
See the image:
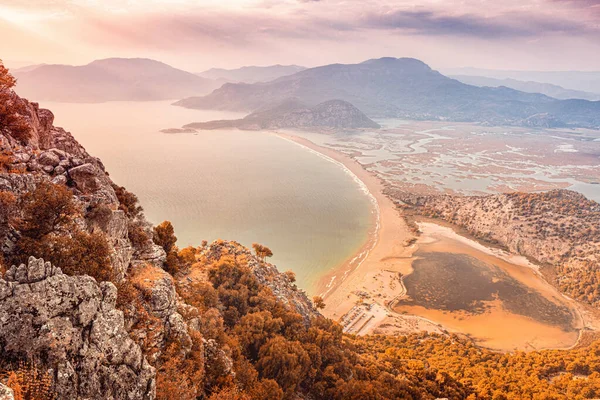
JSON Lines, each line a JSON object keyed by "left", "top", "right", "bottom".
{"left": 275, "top": 132, "right": 425, "bottom": 325}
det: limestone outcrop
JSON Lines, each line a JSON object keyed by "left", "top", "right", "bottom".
{"left": 0, "top": 257, "right": 155, "bottom": 399}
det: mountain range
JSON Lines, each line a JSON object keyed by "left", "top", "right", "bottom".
{"left": 443, "top": 67, "right": 600, "bottom": 95}
{"left": 174, "top": 57, "right": 600, "bottom": 129}
{"left": 13, "top": 58, "right": 221, "bottom": 102}
{"left": 196, "top": 64, "right": 306, "bottom": 83}
{"left": 451, "top": 75, "right": 600, "bottom": 101}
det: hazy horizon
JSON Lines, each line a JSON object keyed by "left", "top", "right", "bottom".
{"left": 1, "top": 0, "right": 599, "bottom": 72}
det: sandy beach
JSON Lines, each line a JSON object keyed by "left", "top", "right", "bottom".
{"left": 277, "top": 130, "right": 593, "bottom": 352}
{"left": 275, "top": 132, "right": 425, "bottom": 322}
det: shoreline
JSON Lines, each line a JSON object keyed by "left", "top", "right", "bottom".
{"left": 273, "top": 132, "right": 383, "bottom": 298}
{"left": 275, "top": 130, "right": 591, "bottom": 352}
{"left": 273, "top": 131, "right": 417, "bottom": 321}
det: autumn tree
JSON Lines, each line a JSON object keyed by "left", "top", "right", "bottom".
{"left": 156, "top": 331, "right": 205, "bottom": 400}
{"left": 153, "top": 221, "right": 177, "bottom": 253}
{"left": 255, "top": 336, "right": 311, "bottom": 396}
{"left": 252, "top": 243, "right": 273, "bottom": 262}
{"left": 312, "top": 296, "right": 326, "bottom": 310}
{"left": 0, "top": 60, "right": 30, "bottom": 142}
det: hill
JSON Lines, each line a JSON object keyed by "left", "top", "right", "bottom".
{"left": 13, "top": 58, "right": 221, "bottom": 102}
{"left": 197, "top": 64, "right": 306, "bottom": 83}
{"left": 400, "top": 190, "right": 600, "bottom": 307}
{"left": 182, "top": 98, "right": 380, "bottom": 130}
{"left": 451, "top": 75, "right": 600, "bottom": 101}
{"left": 174, "top": 57, "right": 600, "bottom": 129}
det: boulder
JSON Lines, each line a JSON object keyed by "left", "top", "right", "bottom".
{"left": 68, "top": 163, "right": 99, "bottom": 192}
{"left": 37, "top": 151, "right": 60, "bottom": 167}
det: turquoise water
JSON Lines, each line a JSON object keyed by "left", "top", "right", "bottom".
{"left": 43, "top": 101, "right": 373, "bottom": 292}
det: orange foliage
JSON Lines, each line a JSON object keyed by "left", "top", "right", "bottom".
{"left": 156, "top": 331, "right": 205, "bottom": 400}
{"left": 0, "top": 61, "right": 30, "bottom": 143}
{"left": 252, "top": 243, "right": 273, "bottom": 261}
{"left": 2, "top": 362, "right": 54, "bottom": 400}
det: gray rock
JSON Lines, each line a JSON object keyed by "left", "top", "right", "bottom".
{"left": 49, "top": 148, "right": 69, "bottom": 160}
{"left": 167, "top": 312, "right": 192, "bottom": 353}
{"left": 52, "top": 174, "right": 68, "bottom": 185}
{"left": 54, "top": 165, "right": 66, "bottom": 175}
{"left": 38, "top": 151, "right": 60, "bottom": 167}
{"left": 42, "top": 165, "right": 54, "bottom": 174}
{"left": 0, "top": 383, "right": 14, "bottom": 400}
{"left": 71, "top": 157, "right": 84, "bottom": 167}
{"left": 26, "top": 160, "right": 41, "bottom": 172}
{"left": 13, "top": 152, "right": 31, "bottom": 163}
{"left": 0, "top": 257, "right": 155, "bottom": 400}
{"left": 69, "top": 163, "right": 98, "bottom": 190}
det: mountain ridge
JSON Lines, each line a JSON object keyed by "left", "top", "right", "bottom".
{"left": 197, "top": 64, "right": 306, "bottom": 83}
{"left": 13, "top": 58, "right": 221, "bottom": 102}
{"left": 174, "top": 57, "right": 600, "bottom": 129}
{"left": 451, "top": 74, "right": 600, "bottom": 101}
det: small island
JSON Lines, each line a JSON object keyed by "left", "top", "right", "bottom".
{"left": 159, "top": 127, "right": 197, "bottom": 134}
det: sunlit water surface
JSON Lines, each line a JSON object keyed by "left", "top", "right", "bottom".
{"left": 44, "top": 101, "right": 373, "bottom": 292}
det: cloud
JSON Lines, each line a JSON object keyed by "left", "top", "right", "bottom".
{"left": 1, "top": 0, "right": 599, "bottom": 70}
{"left": 360, "top": 8, "right": 596, "bottom": 38}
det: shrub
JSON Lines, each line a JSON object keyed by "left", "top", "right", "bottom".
{"left": 112, "top": 184, "right": 143, "bottom": 218}
{"left": 128, "top": 220, "right": 151, "bottom": 250}
{"left": 156, "top": 330, "right": 205, "bottom": 400}
{"left": 17, "top": 231, "right": 113, "bottom": 282}
{"left": 19, "top": 181, "right": 77, "bottom": 239}
{"left": 312, "top": 296, "right": 326, "bottom": 310}
{"left": 178, "top": 246, "right": 198, "bottom": 265}
{"left": 0, "top": 149, "right": 13, "bottom": 172}
{"left": 283, "top": 270, "right": 296, "bottom": 283}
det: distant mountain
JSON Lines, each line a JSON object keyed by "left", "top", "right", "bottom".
{"left": 451, "top": 75, "right": 600, "bottom": 101}
{"left": 174, "top": 57, "right": 600, "bottom": 129}
{"left": 442, "top": 67, "right": 600, "bottom": 95}
{"left": 181, "top": 98, "right": 380, "bottom": 130}
{"left": 14, "top": 58, "right": 221, "bottom": 102}
{"left": 197, "top": 65, "right": 306, "bottom": 83}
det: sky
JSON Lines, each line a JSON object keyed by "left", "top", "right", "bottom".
{"left": 0, "top": 0, "right": 599, "bottom": 72}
